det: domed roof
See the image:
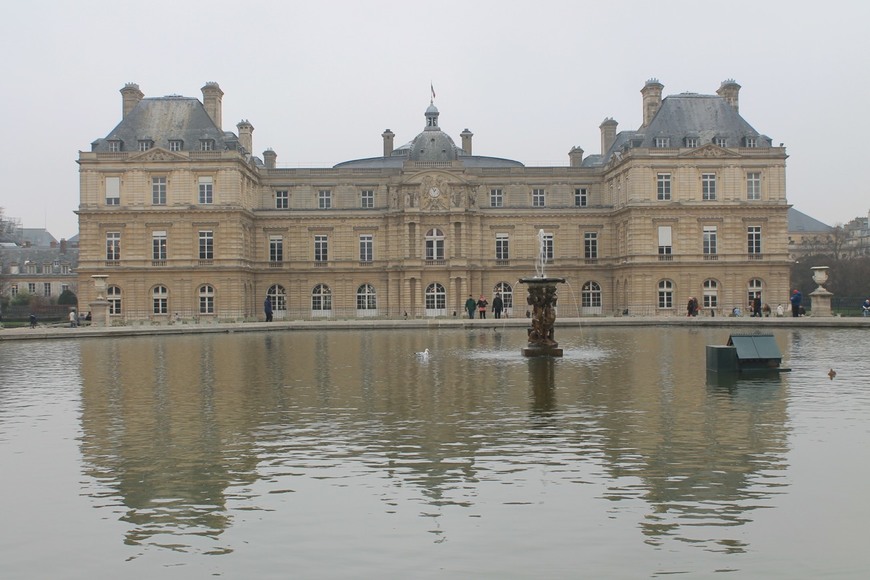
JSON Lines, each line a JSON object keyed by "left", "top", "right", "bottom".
{"left": 409, "top": 129, "right": 461, "bottom": 161}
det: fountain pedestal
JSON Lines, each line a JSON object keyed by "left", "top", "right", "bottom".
{"left": 519, "top": 277, "right": 566, "bottom": 357}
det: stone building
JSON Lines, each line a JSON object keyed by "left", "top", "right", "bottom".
{"left": 75, "top": 79, "right": 791, "bottom": 321}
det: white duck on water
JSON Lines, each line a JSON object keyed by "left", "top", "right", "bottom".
{"left": 415, "top": 348, "right": 430, "bottom": 359}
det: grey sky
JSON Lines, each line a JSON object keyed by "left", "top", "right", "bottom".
{"left": 1, "top": 0, "right": 868, "bottom": 241}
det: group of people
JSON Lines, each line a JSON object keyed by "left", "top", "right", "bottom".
{"left": 465, "top": 293, "right": 505, "bottom": 319}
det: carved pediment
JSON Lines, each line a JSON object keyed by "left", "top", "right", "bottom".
{"left": 127, "top": 147, "right": 187, "bottom": 162}
{"left": 680, "top": 144, "right": 741, "bottom": 159}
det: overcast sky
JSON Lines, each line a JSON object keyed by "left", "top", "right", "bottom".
{"left": 1, "top": 0, "right": 868, "bottom": 240}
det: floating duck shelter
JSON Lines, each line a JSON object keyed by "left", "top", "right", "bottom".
{"left": 706, "top": 334, "right": 791, "bottom": 373}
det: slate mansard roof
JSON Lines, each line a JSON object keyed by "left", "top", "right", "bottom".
{"left": 585, "top": 90, "right": 773, "bottom": 167}
{"left": 90, "top": 96, "right": 240, "bottom": 153}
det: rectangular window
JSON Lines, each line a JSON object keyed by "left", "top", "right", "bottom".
{"left": 109, "top": 141, "right": 121, "bottom": 152}
{"left": 685, "top": 137, "right": 699, "bottom": 148}
{"left": 657, "top": 174, "right": 671, "bottom": 201}
{"left": 574, "top": 188, "right": 588, "bottom": 207}
{"left": 703, "top": 225, "right": 717, "bottom": 255}
{"left": 314, "top": 235, "right": 328, "bottom": 262}
{"left": 359, "top": 234, "right": 373, "bottom": 262}
{"left": 543, "top": 233, "right": 554, "bottom": 260}
{"left": 584, "top": 232, "right": 598, "bottom": 259}
{"left": 269, "top": 235, "right": 283, "bottom": 262}
{"left": 702, "top": 173, "right": 717, "bottom": 200}
{"left": 106, "top": 232, "right": 120, "bottom": 261}
{"left": 43, "top": 282, "right": 52, "bottom": 297}
{"left": 198, "top": 176, "right": 213, "bottom": 204}
{"left": 532, "top": 188, "right": 546, "bottom": 207}
{"left": 490, "top": 188, "right": 503, "bottom": 208}
{"left": 169, "top": 140, "right": 183, "bottom": 152}
{"left": 106, "top": 176, "right": 120, "bottom": 205}
{"left": 200, "top": 139, "right": 214, "bottom": 151}
{"left": 655, "top": 137, "right": 670, "bottom": 148}
{"left": 10, "top": 284, "right": 18, "bottom": 296}
{"left": 28, "top": 282, "right": 37, "bottom": 294}
{"left": 152, "top": 231, "right": 167, "bottom": 260}
{"left": 747, "top": 172, "right": 761, "bottom": 200}
{"left": 495, "top": 233, "right": 509, "bottom": 260}
{"left": 360, "top": 189, "right": 374, "bottom": 209}
{"left": 199, "top": 230, "right": 214, "bottom": 260}
{"left": 714, "top": 137, "right": 727, "bottom": 147}
{"left": 275, "top": 190, "right": 289, "bottom": 209}
{"left": 318, "top": 190, "right": 332, "bottom": 209}
{"left": 744, "top": 137, "right": 757, "bottom": 148}
{"left": 138, "top": 140, "right": 152, "bottom": 152}
{"left": 152, "top": 176, "right": 166, "bottom": 205}
{"left": 658, "top": 225, "right": 672, "bottom": 257}
{"left": 748, "top": 226, "right": 762, "bottom": 257}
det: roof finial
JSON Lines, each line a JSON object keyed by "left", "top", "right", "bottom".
{"left": 430, "top": 82, "right": 436, "bottom": 105}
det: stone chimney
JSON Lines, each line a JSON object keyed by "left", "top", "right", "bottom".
{"left": 382, "top": 129, "right": 395, "bottom": 157}
{"left": 60, "top": 239, "right": 67, "bottom": 254}
{"left": 460, "top": 128, "right": 473, "bottom": 155}
{"left": 569, "top": 146, "right": 584, "bottom": 167}
{"left": 201, "top": 82, "right": 224, "bottom": 129}
{"left": 237, "top": 120, "right": 254, "bottom": 153}
{"left": 263, "top": 148, "right": 277, "bottom": 169}
{"left": 640, "top": 78, "right": 664, "bottom": 128}
{"left": 120, "top": 82, "right": 144, "bottom": 118}
{"left": 600, "top": 118, "right": 618, "bottom": 155}
{"left": 717, "top": 79, "right": 741, "bottom": 112}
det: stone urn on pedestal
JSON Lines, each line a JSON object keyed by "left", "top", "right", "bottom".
{"left": 89, "top": 275, "right": 111, "bottom": 327}
{"left": 809, "top": 266, "right": 833, "bottom": 316}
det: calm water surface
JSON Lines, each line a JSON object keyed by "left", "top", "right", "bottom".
{"left": 1, "top": 327, "right": 869, "bottom": 578}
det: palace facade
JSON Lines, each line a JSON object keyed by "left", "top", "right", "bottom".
{"left": 76, "top": 79, "right": 791, "bottom": 321}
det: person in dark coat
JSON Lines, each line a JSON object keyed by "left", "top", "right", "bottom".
{"left": 264, "top": 296, "right": 273, "bottom": 322}
{"left": 492, "top": 293, "right": 504, "bottom": 319}
{"left": 790, "top": 289, "right": 802, "bottom": 318}
{"left": 476, "top": 295, "right": 488, "bottom": 319}
{"left": 464, "top": 295, "right": 477, "bottom": 319}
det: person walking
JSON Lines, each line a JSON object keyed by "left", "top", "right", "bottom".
{"left": 465, "top": 295, "right": 477, "bottom": 319}
{"left": 790, "top": 289, "right": 802, "bottom": 318}
{"left": 69, "top": 309, "right": 78, "bottom": 328}
{"left": 476, "top": 295, "right": 488, "bottom": 319}
{"left": 493, "top": 293, "right": 504, "bottom": 319}
{"left": 264, "top": 296, "right": 273, "bottom": 322}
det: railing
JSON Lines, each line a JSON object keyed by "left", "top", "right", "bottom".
{"left": 198, "top": 259, "right": 213, "bottom": 266}
{"left": 658, "top": 254, "right": 673, "bottom": 261}
{"left": 495, "top": 259, "right": 510, "bottom": 266}
{"left": 425, "top": 259, "right": 446, "bottom": 266}
{"left": 748, "top": 254, "right": 763, "bottom": 260}
{"left": 151, "top": 260, "right": 167, "bottom": 267}
{"left": 269, "top": 261, "right": 284, "bottom": 268}
{"left": 703, "top": 254, "right": 719, "bottom": 261}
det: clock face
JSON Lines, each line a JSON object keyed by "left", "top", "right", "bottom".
{"left": 429, "top": 186, "right": 441, "bottom": 198}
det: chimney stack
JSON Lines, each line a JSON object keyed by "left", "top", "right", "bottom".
{"left": 640, "top": 78, "right": 664, "bottom": 128}
{"left": 60, "top": 239, "right": 67, "bottom": 254}
{"left": 263, "top": 149, "right": 277, "bottom": 169}
{"left": 120, "top": 82, "right": 144, "bottom": 118}
{"left": 600, "top": 118, "right": 618, "bottom": 155}
{"left": 237, "top": 120, "right": 254, "bottom": 154}
{"left": 569, "top": 146, "right": 584, "bottom": 167}
{"left": 460, "top": 128, "right": 473, "bottom": 155}
{"left": 717, "top": 79, "right": 741, "bottom": 112}
{"left": 201, "top": 82, "right": 224, "bottom": 129}
{"left": 382, "top": 129, "right": 395, "bottom": 157}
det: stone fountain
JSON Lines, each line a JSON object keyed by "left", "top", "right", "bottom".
{"left": 518, "top": 230, "right": 566, "bottom": 357}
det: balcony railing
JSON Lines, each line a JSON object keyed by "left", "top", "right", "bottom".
{"left": 151, "top": 260, "right": 167, "bottom": 267}
{"left": 748, "top": 253, "right": 763, "bottom": 260}
{"left": 269, "top": 261, "right": 284, "bottom": 268}
{"left": 703, "top": 254, "right": 719, "bottom": 261}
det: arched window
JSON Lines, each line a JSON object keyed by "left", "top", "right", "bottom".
{"left": 425, "top": 282, "right": 446, "bottom": 316}
{"left": 356, "top": 283, "right": 377, "bottom": 315}
{"left": 493, "top": 282, "right": 513, "bottom": 313}
{"left": 268, "top": 284, "right": 286, "bottom": 311}
{"left": 581, "top": 281, "right": 602, "bottom": 308}
{"left": 747, "top": 278, "right": 763, "bottom": 303}
{"left": 657, "top": 280, "right": 673, "bottom": 309}
{"left": 107, "top": 285, "right": 122, "bottom": 315}
{"left": 702, "top": 279, "right": 719, "bottom": 309}
{"left": 199, "top": 284, "right": 215, "bottom": 314}
{"left": 425, "top": 228, "right": 445, "bottom": 261}
{"left": 152, "top": 285, "right": 168, "bottom": 315}
{"left": 311, "top": 284, "right": 332, "bottom": 316}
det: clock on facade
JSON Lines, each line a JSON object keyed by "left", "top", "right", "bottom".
{"left": 428, "top": 186, "right": 441, "bottom": 198}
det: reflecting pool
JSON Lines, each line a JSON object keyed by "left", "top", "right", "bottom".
{"left": 1, "top": 327, "right": 869, "bottom": 578}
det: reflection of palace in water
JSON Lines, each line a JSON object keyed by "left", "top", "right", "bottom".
{"left": 78, "top": 328, "right": 790, "bottom": 551}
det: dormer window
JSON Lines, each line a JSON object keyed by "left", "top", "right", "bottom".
{"left": 200, "top": 139, "right": 215, "bottom": 151}
{"left": 138, "top": 139, "right": 153, "bottom": 152}
{"left": 654, "top": 137, "right": 670, "bottom": 148}
{"left": 169, "top": 140, "right": 183, "bottom": 152}
{"left": 714, "top": 137, "right": 728, "bottom": 147}
{"left": 685, "top": 137, "right": 699, "bottom": 148}
{"left": 743, "top": 136, "right": 757, "bottom": 148}
{"left": 108, "top": 140, "right": 122, "bottom": 152}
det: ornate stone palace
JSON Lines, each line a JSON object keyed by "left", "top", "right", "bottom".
{"left": 76, "top": 79, "right": 790, "bottom": 321}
